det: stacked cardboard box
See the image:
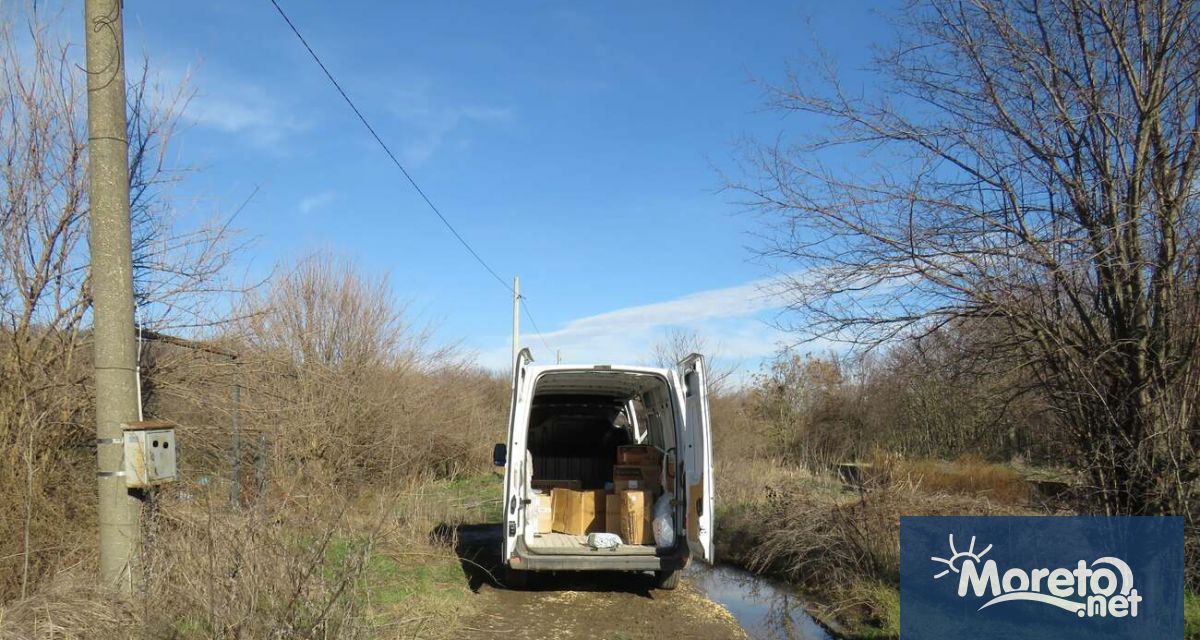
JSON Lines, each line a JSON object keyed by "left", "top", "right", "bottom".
{"left": 617, "top": 445, "right": 662, "bottom": 466}
{"left": 604, "top": 493, "right": 622, "bottom": 535}
{"left": 534, "top": 446, "right": 665, "bottom": 544}
{"left": 602, "top": 446, "right": 662, "bottom": 545}
{"left": 531, "top": 491, "right": 553, "bottom": 534}
{"left": 613, "top": 465, "right": 662, "bottom": 495}
{"left": 550, "top": 488, "right": 606, "bottom": 535}
{"left": 619, "top": 490, "right": 654, "bottom": 545}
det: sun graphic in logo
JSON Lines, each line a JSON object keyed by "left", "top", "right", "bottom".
{"left": 931, "top": 534, "right": 992, "bottom": 580}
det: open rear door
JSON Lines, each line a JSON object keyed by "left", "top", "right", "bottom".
{"left": 502, "top": 348, "right": 534, "bottom": 563}
{"left": 679, "top": 353, "right": 714, "bottom": 563}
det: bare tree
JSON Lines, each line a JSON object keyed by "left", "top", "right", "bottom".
{"left": 739, "top": 0, "right": 1200, "bottom": 515}
{"left": 649, "top": 327, "right": 737, "bottom": 395}
{"left": 233, "top": 253, "right": 496, "bottom": 482}
{"left": 0, "top": 12, "right": 239, "bottom": 598}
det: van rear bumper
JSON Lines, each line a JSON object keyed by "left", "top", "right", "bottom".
{"left": 512, "top": 538, "right": 689, "bottom": 572}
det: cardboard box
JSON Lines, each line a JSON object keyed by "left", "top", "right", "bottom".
{"left": 617, "top": 445, "right": 662, "bottom": 466}
{"left": 532, "top": 492, "right": 553, "bottom": 534}
{"left": 604, "top": 493, "right": 622, "bottom": 535}
{"left": 532, "top": 479, "right": 581, "bottom": 492}
{"left": 614, "top": 463, "right": 643, "bottom": 489}
{"left": 613, "top": 465, "right": 642, "bottom": 491}
{"left": 551, "top": 488, "right": 606, "bottom": 535}
{"left": 619, "top": 490, "right": 654, "bottom": 545}
{"left": 613, "top": 464, "right": 662, "bottom": 495}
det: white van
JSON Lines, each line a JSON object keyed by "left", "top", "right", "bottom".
{"left": 492, "top": 349, "right": 714, "bottom": 589}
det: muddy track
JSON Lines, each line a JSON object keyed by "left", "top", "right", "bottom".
{"left": 438, "top": 524, "right": 747, "bottom": 640}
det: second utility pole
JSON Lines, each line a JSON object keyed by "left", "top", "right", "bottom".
{"left": 512, "top": 276, "right": 520, "bottom": 370}
{"left": 85, "top": 0, "right": 142, "bottom": 594}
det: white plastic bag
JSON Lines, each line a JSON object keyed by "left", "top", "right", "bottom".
{"left": 587, "top": 532, "right": 623, "bottom": 549}
{"left": 652, "top": 494, "right": 675, "bottom": 548}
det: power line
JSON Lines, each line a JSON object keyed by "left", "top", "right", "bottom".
{"left": 267, "top": 0, "right": 510, "bottom": 292}
{"left": 266, "top": 0, "right": 559, "bottom": 357}
{"left": 520, "top": 297, "right": 554, "bottom": 356}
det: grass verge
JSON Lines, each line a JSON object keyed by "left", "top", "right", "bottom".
{"left": 1187, "top": 591, "right": 1200, "bottom": 639}
{"left": 716, "top": 457, "right": 1043, "bottom": 639}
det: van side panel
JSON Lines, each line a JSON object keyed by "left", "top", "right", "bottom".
{"left": 502, "top": 353, "right": 534, "bottom": 562}
{"left": 679, "top": 354, "right": 715, "bottom": 563}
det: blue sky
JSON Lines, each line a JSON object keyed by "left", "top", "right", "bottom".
{"left": 98, "top": 2, "right": 894, "bottom": 374}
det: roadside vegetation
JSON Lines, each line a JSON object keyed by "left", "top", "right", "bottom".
{"left": 0, "top": 13, "right": 510, "bottom": 638}
{"left": 706, "top": 332, "right": 1197, "bottom": 637}
{"left": 709, "top": 0, "right": 1200, "bottom": 637}
{"left": 706, "top": 343, "right": 1198, "bottom": 637}
{"left": 705, "top": 348, "right": 1057, "bottom": 637}
{"left": 1, "top": 243, "right": 512, "bottom": 638}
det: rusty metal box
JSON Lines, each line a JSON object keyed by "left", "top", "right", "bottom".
{"left": 122, "top": 420, "right": 177, "bottom": 488}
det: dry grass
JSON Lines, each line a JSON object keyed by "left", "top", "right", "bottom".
{"left": 718, "top": 454, "right": 1038, "bottom": 589}
{"left": 746, "top": 484, "right": 1031, "bottom": 589}
{"left": 0, "top": 570, "right": 139, "bottom": 640}
{"left": 0, "top": 473, "right": 498, "bottom": 640}
{"left": 715, "top": 455, "right": 1045, "bottom": 638}
{"left": 870, "top": 453, "right": 1030, "bottom": 505}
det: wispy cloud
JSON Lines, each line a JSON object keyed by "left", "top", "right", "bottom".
{"left": 388, "top": 83, "right": 512, "bottom": 165}
{"left": 187, "top": 89, "right": 308, "bottom": 147}
{"left": 167, "top": 62, "right": 308, "bottom": 148}
{"left": 298, "top": 191, "right": 336, "bottom": 215}
{"left": 476, "top": 277, "right": 797, "bottom": 374}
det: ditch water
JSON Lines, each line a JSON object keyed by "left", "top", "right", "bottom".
{"left": 686, "top": 563, "right": 835, "bottom": 640}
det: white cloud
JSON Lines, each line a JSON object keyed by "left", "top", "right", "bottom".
{"left": 298, "top": 191, "right": 335, "bottom": 215}
{"left": 388, "top": 84, "right": 512, "bottom": 164}
{"left": 475, "top": 277, "right": 797, "bottom": 375}
{"left": 187, "top": 88, "right": 308, "bottom": 147}
{"left": 163, "top": 62, "right": 308, "bottom": 148}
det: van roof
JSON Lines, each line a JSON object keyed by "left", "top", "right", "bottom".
{"left": 524, "top": 364, "right": 674, "bottom": 398}
{"left": 524, "top": 363, "right": 673, "bottom": 376}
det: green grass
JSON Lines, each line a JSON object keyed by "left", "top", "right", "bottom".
{"left": 444, "top": 473, "right": 505, "bottom": 521}
{"left": 311, "top": 478, "right": 506, "bottom": 636}
{"left": 324, "top": 533, "right": 470, "bottom": 611}
{"left": 172, "top": 616, "right": 209, "bottom": 636}
{"left": 847, "top": 581, "right": 900, "bottom": 639}
{"left": 1186, "top": 591, "right": 1200, "bottom": 639}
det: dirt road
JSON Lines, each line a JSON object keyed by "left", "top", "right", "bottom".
{"left": 441, "top": 524, "right": 748, "bottom": 640}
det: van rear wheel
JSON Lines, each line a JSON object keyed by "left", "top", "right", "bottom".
{"left": 654, "top": 569, "right": 679, "bottom": 590}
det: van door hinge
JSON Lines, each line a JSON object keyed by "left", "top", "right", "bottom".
{"left": 508, "top": 521, "right": 517, "bottom": 536}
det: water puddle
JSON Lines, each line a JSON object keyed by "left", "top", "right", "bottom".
{"left": 686, "top": 563, "right": 834, "bottom": 640}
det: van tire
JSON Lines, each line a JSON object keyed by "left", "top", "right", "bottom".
{"left": 654, "top": 569, "right": 679, "bottom": 590}
{"left": 503, "top": 567, "right": 528, "bottom": 589}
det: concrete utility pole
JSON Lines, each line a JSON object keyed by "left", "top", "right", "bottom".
{"left": 512, "top": 276, "right": 521, "bottom": 370}
{"left": 84, "top": 0, "right": 141, "bottom": 593}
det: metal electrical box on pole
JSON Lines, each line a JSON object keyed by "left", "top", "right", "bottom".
{"left": 122, "top": 421, "right": 179, "bottom": 488}
{"left": 84, "top": 0, "right": 143, "bottom": 593}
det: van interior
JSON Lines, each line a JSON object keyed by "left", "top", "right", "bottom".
{"left": 522, "top": 369, "right": 679, "bottom": 555}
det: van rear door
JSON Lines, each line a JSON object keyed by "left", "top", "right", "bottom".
{"left": 502, "top": 349, "right": 533, "bottom": 562}
{"left": 679, "top": 353, "right": 714, "bottom": 563}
